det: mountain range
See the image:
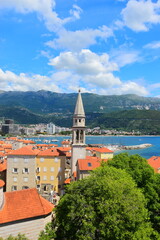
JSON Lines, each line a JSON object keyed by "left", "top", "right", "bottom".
{"left": 0, "top": 90, "right": 160, "bottom": 134}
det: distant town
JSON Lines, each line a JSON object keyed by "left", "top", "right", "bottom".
{"left": 0, "top": 118, "right": 142, "bottom": 137}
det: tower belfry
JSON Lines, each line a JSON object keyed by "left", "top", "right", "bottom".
{"left": 71, "top": 90, "right": 86, "bottom": 174}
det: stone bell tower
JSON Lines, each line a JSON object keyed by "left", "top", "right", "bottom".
{"left": 71, "top": 90, "right": 86, "bottom": 174}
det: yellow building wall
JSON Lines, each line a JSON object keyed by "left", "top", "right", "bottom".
{"left": 96, "top": 152, "right": 113, "bottom": 159}
{"left": 36, "top": 156, "right": 65, "bottom": 194}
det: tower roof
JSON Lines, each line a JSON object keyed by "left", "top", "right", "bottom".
{"left": 74, "top": 90, "right": 85, "bottom": 117}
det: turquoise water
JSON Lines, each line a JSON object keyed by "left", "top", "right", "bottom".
{"left": 30, "top": 135, "right": 160, "bottom": 159}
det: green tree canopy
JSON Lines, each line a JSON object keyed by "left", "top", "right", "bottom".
{"left": 107, "top": 153, "right": 155, "bottom": 188}
{"left": 53, "top": 165, "right": 154, "bottom": 240}
{"left": 107, "top": 153, "right": 160, "bottom": 234}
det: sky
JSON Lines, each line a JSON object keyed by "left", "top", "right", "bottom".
{"left": 0, "top": 0, "right": 160, "bottom": 97}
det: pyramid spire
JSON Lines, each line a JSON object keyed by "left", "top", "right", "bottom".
{"left": 74, "top": 90, "right": 85, "bottom": 117}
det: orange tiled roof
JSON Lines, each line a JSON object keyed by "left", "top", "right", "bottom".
{"left": 77, "top": 157, "right": 104, "bottom": 171}
{"left": 57, "top": 147, "right": 71, "bottom": 152}
{"left": 148, "top": 156, "right": 160, "bottom": 173}
{"left": 1, "top": 144, "right": 12, "bottom": 149}
{"left": 64, "top": 178, "right": 71, "bottom": 184}
{"left": 0, "top": 160, "right": 7, "bottom": 172}
{"left": 7, "top": 146, "right": 37, "bottom": 156}
{"left": 0, "top": 141, "right": 5, "bottom": 144}
{"left": 0, "top": 188, "right": 54, "bottom": 224}
{"left": 6, "top": 137, "right": 18, "bottom": 141}
{"left": 37, "top": 148, "right": 60, "bottom": 157}
{"left": 93, "top": 147, "right": 113, "bottom": 153}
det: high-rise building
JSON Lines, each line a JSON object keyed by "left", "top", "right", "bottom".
{"left": 71, "top": 90, "right": 86, "bottom": 174}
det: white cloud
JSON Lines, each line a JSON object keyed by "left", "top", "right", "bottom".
{"left": 110, "top": 49, "right": 140, "bottom": 67}
{"left": 121, "top": 0, "right": 160, "bottom": 32}
{"left": 99, "top": 81, "right": 148, "bottom": 96}
{"left": 49, "top": 49, "right": 120, "bottom": 88}
{"left": 144, "top": 41, "right": 160, "bottom": 49}
{"left": 0, "top": 69, "right": 60, "bottom": 92}
{"left": 46, "top": 26, "right": 113, "bottom": 51}
{"left": 0, "top": 0, "right": 82, "bottom": 32}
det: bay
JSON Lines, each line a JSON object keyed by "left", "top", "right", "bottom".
{"left": 30, "top": 135, "right": 160, "bottom": 159}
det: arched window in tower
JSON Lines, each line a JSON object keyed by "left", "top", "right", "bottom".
{"left": 80, "top": 130, "right": 83, "bottom": 143}
{"left": 76, "top": 130, "right": 79, "bottom": 143}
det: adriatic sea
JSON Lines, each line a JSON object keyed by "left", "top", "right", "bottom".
{"left": 30, "top": 135, "right": 160, "bottom": 159}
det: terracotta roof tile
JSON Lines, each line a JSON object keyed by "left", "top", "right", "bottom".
{"left": 37, "top": 148, "right": 60, "bottom": 157}
{"left": 93, "top": 147, "right": 113, "bottom": 153}
{"left": 64, "top": 178, "right": 71, "bottom": 184}
{"left": 0, "top": 188, "right": 54, "bottom": 224}
{"left": 7, "top": 146, "right": 37, "bottom": 156}
{"left": 148, "top": 156, "right": 160, "bottom": 173}
{"left": 77, "top": 158, "right": 105, "bottom": 171}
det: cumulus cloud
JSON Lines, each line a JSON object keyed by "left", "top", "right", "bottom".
{"left": 99, "top": 81, "right": 148, "bottom": 96}
{"left": 121, "top": 0, "right": 160, "bottom": 32}
{"left": 0, "top": 69, "right": 60, "bottom": 92}
{"left": 46, "top": 26, "right": 113, "bottom": 51}
{"left": 49, "top": 49, "right": 120, "bottom": 87}
{"left": 0, "top": 0, "right": 82, "bottom": 32}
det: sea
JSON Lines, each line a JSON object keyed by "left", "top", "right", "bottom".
{"left": 29, "top": 135, "right": 160, "bottom": 159}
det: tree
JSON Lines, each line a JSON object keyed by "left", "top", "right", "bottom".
{"left": 53, "top": 165, "right": 154, "bottom": 240}
{"left": 107, "top": 153, "right": 160, "bottom": 234}
{"left": 0, "top": 234, "right": 29, "bottom": 240}
{"left": 107, "top": 153, "right": 155, "bottom": 189}
{"left": 39, "top": 223, "right": 56, "bottom": 240}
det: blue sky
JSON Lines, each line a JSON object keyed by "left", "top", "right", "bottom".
{"left": 0, "top": 0, "right": 160, "bottom": 97}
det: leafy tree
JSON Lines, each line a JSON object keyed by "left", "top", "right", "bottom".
{"left": 107, "top": 153, "right": 155, "bottom": 188}
{"left": 39, "top": 222, "right": 56, "bottom": 240}
{"left": 53, "top": 165, "right": 154, "bottom": 240}
{"left": 107, "top": 153, "right": 160, "bottom": 234}
{"left": 0, "top": 234, "right": 29, "bottom": 240}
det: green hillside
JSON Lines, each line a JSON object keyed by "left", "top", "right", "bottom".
{"left": 0, "top": 90, "right": 160, "bottom": 114}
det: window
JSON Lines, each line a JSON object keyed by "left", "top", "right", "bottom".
{"left": 44, "top": 185, "right": 48, "bottom": 191}
{"left": 23, "top": 177, "right": 28, "bottom": 182}
{"left": 22, "top": 186, "right": 29, "bottom": 189}
{"left": 50, "top": 167, "right": 54, "bottom": 172}
{"left": 12, "top": 168, "right": 18, "bottom": 173}
{"left": 23, "top": 168, "right": 29, "bottom": 174}
{"left": 12, "top": 185, "right": 17, "bottom": 191}
{"left": 43, "top": 167, "right": 47, "bottom": 172}
{"left": 88, "top": 162, "right": 92, "bottom": 167}
{"left": 79, "top": 119, "right": 81, "bottom": 122}
{"left": 40, "top": 158, "right": 44, "bottom": 162}
{"left": 43, "top": 175, "right": 47, "bottom": 181}
{"left": 13, "top": 177, "right": 17, "bottom": 182}
{"left": 36, "top": 176, "right": 40, "bottom": 181}
{"left": 36, "top": 167, "right": 40, "bottom": 173}
{"left": 37, "top": 184, "right": 40, "bottom": 189}
{"left": 24, "top": 158, "right": 28, "bottom": 163}
{"left": 13, "top": 158, "right": 18, "bottom": 163}
{"left": 54, "top": 158, "right": 58, "bottom": 163}
{"left": 50, "top": 176, "right": 54, "bottom": 181}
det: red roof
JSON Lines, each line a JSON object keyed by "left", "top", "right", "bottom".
{"left": 37, "top": 148, "right": 60, "bottom": 157}
{"left": 0, "top": 188, "right": 54, "bottom": 224}
{"left": 77, "top": 157, "right": 105, "bottom": 171}
{"left": 148, "top": 156, "right": 160, "bottom": 172}
{"left": 64, "top": 178, "right": 71, "bottom": 184}
{"left": 57, "top": 147, "right": 71, "bottom": 152}
{"left": 93, "top": 147, "right": 113, "bottom": 153}
{"left": 7, "top": 146, "right": 37, "bottom": 156}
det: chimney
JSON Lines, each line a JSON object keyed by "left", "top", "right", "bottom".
{"left": 0, "top": 179, "right": 5, "bottom": 209}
